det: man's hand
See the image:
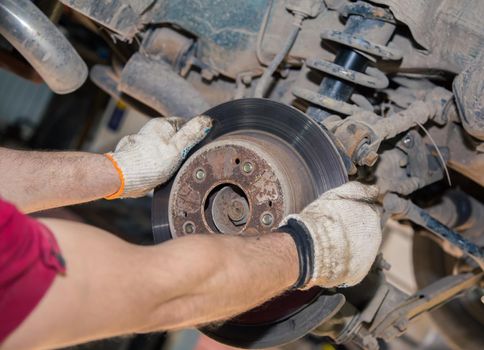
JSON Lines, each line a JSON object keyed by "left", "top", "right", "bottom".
{"left": 0, "top": 116, "right": 211, "bottom": 212}
{"left": 280, "top": 182, "right": 381, "bottom": 289}
{"left": 105, "top": 116, "right": 212, "bottom": 199}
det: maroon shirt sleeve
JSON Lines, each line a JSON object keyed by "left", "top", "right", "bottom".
{"left": 0, "top": 199, "right": 66, "bottom": 344}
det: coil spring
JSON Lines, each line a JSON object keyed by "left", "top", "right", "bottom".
{"left": 293, "top": 7, "right": 403, "bottom": 116}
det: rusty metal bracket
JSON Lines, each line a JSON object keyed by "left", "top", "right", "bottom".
{"left": 369, "top": 271, "right": 483, "bottom": 342}
{"left": 323, "top": 87, "right": 453, "bottom": 168}
{"left": 312, "top": 264, "right": 482, "bottom": 349}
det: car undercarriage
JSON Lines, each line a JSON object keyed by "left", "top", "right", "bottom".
{"left": 1, "top": 0, "right": 483, "bottom": 349}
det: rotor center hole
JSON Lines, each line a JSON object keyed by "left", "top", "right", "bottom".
{"left": 204, "top": 184, "right": 250, "bottom": 234}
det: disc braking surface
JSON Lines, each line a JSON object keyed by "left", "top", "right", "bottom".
{"left": 152, "top": 99, "right": 347, "bottom": 348}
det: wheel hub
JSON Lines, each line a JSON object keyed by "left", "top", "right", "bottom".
{"left": 169, "top": 133, "right": 316, "bottom": 238}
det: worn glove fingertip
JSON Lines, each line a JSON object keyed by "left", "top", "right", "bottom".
{"left": 192, "top": 115, "right": 213, "bottom": 134}
{"left": 178, "top": 115, "right": 213, "bottom": 138}
{"left": 173, "top": 115, "right": 213, "bottom": 159}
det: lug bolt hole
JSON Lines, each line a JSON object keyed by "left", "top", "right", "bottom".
{"left": 195, "top": 168, "right": 206, "bottom": 181}
{"left": 242, "top": 162, "right": 254, "bottom": 174}
{"left": 261, "top": 212, "right": 274, "bottom": 227}
{"left": 183, "top": 222, "right": 195, "bottom": 234}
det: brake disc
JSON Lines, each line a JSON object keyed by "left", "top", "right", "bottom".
{"left": 152, "top": 99, "right": 348, "bottom": 348}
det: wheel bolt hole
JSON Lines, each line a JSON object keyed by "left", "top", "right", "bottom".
{"left": 242, "top": 162, "right": 254, "bottom": 174}
{"left": 261, "top": 212, "right": 274, "bottom": 226}
{"left": 195, "top": 168, "right": 206, "bottom": 181}
{"left": 183, "top": 222, "right": 195, "bottom": 234}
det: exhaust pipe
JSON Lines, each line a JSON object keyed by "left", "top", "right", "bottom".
{"left": 0, "top": 0, "right": 88, "bottom": 94}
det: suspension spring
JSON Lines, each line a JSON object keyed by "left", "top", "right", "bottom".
{"left": 293, "top": 2, "right": 403, "bottom": 122}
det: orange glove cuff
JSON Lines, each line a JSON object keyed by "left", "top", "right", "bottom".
{"left": 104, "top": 153, "right": 125, "bottom": 200}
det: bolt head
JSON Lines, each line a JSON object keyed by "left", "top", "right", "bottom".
{"left": 228, "top": 200, "right": 246, "bottom": 222}
{"left": 261, "top": 213, "right": 274, "bottom": 226}
{"left": 242, "top": 162, "right": 253, "bottom": 173}
{"left": 195, "top": 169, "right": 206, "bottom": 180}
{"left": 363, "top": 151, "right": 379, "bottom": 167}
{"left": 183, "top": 222, "right": 195, "bottom": 234}
{"left": 402, "top": 135, "right": 414, "bottom": 148}
{"left": 242, "top": 75, "right": 252, "bottom": 85}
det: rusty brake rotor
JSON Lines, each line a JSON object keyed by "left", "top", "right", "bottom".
{"left": 152, "top": 98, "right": 348, "bottom": 348}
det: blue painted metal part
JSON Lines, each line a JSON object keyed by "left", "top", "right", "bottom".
{"left": 418, "top": 209, "right": 484, "bottom": 259}
{"left": 160, "top": 0, "right": 267, "bottom": 49}
{"left": 153, "top": 0, "right": 270, "bottom": 77}
{"left": 384, "top": 193, "right": 484, "bottom": 268}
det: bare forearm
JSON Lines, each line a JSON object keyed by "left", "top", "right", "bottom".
{"left": 142, "top": 233, "right": 299, "bottom": 331}
{"left": 0, "top": 148, "right": 119, "bottom": 213}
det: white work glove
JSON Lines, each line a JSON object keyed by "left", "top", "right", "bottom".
{"left": 279, "top": 182, "right": 381, "bottom": 289}
{"left": 105, "top": 116, "right": 212, "bottom": 199}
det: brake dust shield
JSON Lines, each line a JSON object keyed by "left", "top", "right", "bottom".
{"left": 152, "top": 99, "right": 348, "bottom": 348}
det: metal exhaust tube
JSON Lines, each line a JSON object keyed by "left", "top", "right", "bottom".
{"left": 0, "top": 0, "right": 88, "bottom": 94}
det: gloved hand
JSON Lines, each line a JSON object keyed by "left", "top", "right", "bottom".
{"left": 105, "top": 116, "right": 212, "bottom": 199}
{"left": 279, "top": 182, "right": 381, "bottom": 289}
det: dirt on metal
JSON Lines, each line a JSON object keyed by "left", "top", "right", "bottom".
{"left": 169, "top": 137, "right": 291, "bottom": 237}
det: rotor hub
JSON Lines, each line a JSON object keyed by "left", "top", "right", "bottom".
{"left": 169, "top": 135, "right": 314, "bottom": 238}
